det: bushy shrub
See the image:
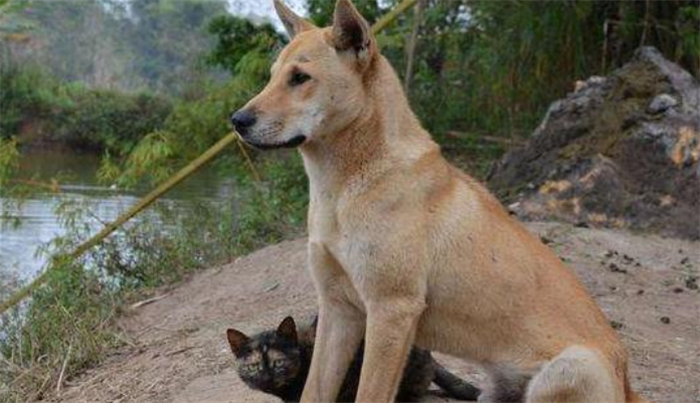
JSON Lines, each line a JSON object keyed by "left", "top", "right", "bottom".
{"left": 0, "top": 64, "right": 172, "bottom": 154}
{"left": 51, "top": 85, "right": 173, "bottom": 153}
{"left": 0, "top": 64, "right": 68, "bottom": 137}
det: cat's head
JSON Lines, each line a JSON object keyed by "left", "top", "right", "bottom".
{"left": 226, "top": 316, "right": 304, "bottom": 393}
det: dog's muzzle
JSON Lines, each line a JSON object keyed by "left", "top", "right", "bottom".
{"left": 230, "top": 109, "right": 307, "bottom": 150}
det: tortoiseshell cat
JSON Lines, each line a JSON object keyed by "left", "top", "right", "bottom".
{"left": 226, "top": 316, "right": 480, "bottom": 402}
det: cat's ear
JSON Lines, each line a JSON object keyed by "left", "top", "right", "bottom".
{"left": 226, "top": 328, "right": 250, "bottom": 357}
{"left": 276, "top": 316, "right": 298, "bottom": 342}
{"left": 274, "top": 0, "right": 315, "bottom": 39}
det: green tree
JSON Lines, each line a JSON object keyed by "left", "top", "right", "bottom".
{"left": 124, "top": 0, "right": 229, "bottom": 94}
{"left": 206, "top": 15, "right": 284, "bottom": 77}
{"left": 307, "top": 0, "right": 384, "bottom": 26}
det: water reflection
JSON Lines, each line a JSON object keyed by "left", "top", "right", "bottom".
{"left": 0, "top": 147, "right": 235, "bottom": 288}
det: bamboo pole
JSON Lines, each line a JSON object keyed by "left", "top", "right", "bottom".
{"left": 371, "top": 0, "right": 419, "bottom": 35}
{"left": 404, "top": 0, "right": 425, "bottom": 93}
{"left": 0, "top": 0, "right": 420, "bottom": 316}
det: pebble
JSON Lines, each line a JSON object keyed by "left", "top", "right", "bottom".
{"left": 608, "top": 262, "right": 628, "bottom": 274}
{"left": 610, "top": 320, "right": 625, "bottom": 330}
{"left": 540, "top": 236, "right": 554, "bottom": 245}
{"left": 647, "top": 94, "right": 678, "bottom": 114}
{"left": 660, "top": 316, "right": 671, "bottom": 325}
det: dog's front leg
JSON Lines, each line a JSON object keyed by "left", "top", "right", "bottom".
{"left": 354, "top": 299, "right": 426, "bottom": 403}
{"left": 301, "top": 244, "right": 365, "bottom": 403}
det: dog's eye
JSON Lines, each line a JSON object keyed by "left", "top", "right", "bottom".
{"left": 289, "top": 71, "right": 311, "bottom": 87}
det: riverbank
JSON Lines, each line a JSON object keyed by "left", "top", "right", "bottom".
{"left": 0, "top": 146, "right": 309, "bottom": 403}
{"left": 40, "top": 222, "right": 700, "bottom": 403}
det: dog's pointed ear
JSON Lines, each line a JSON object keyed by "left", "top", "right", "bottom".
{"left": 226, "top": 328, "right": 250, "bottom": 357}
{"left": 332, "top": 0, "right": 376, "bottom": 65}
{"left": 274, "top": 0, "right": 315, "bottom": 39}
{"left": 276, "top": 316, "right": 298, "bottom": 342}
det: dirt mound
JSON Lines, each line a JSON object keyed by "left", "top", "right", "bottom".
{"left": 44, "top": 223, "right": 700, "bottom": 403}
{"left": 489, "top": 47, "right": 700, "bottom": 239}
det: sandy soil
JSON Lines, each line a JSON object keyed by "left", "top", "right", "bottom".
{"left": 45, "top": 222, "right": 700, "bottom": 403}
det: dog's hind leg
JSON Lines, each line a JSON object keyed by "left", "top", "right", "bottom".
{"left": 525, "top": 346, "right": 624, "bottom": 403}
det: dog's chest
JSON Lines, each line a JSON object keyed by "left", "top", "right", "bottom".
{"left": 307, "top": 198, "right": 374, "bottom": 277}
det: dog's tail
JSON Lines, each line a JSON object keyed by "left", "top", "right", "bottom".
{"left": 432, "top": 361, "right": 481, "bottom": 401}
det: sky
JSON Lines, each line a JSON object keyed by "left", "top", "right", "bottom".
{"left": 227, "top": 0, "right": 307, "bottom": 31}
{"left": 228, "top": 0, "right": 307, "bottom": 19}
{"left": 107, "top": 0, "right": 307, "bottom": 32}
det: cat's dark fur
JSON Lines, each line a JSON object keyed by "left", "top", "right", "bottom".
{"left": 226, "top": 316, "right": 480, "bottom": 402}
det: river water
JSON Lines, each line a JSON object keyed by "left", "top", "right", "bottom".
{"left": 0, "top": 147, "right": 235, "bottom": 289}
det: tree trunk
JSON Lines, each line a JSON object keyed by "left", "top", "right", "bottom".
{"left": 404, "top": 0, "right": 425, "bottom": 94}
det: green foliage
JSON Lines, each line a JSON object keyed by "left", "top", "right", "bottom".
{"left": 231, "top": 155, "right": 308, "bottom": 253}
{"left": 307, "top": 0, "right": 385, "bottom": 26}
{"left": 207, "top": 15, "right": 284, "bottom": 76}
{"left": 0, "top": 137, "right": 19, "bottom": 186}
{"left": 0, "top": 260, "right": 121, "bottom": 402}
{"left": 52, "top": 86, "right": 172, "bottom": 153}
{"left": 105, "top": 30, "right": 275, "bottom": 186}
{"left": 0, "top": 63, "right": 172, "bottom": 154}
{"left": 125, "top": 0, "right": 230, "bottom": 94}
{"left": 0, "top": 64, "right": 65, "bottom": 136}
{"left": 7, "top": 0, "right": 230, "bottom": 94}
{"left": 338, "top": 0, "right": 700, "bottom": 139}
{"left": 0, "top": 0, "right": 29, "bottom": 32}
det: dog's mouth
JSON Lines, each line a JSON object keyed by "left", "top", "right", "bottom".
{"left": 242, "top": 135, "right": 307, "bottom": 150}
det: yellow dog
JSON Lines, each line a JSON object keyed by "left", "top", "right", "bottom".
{"left": 230, "top": 1, "right": 647, "bottom": 402}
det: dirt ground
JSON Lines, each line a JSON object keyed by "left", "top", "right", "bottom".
{"left": 45, "top": 222, "right": 700, "bottom": 403}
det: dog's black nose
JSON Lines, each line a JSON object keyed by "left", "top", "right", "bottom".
{"left": 230, "top": 109, "right": 257, "bottom": 134}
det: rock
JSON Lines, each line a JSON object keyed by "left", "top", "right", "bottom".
{"left": 608, "top": 262, "right": 628, "bottom": 274}
{"left": 489, "top": 47, "right": 700, "bottom": 240}
{"left": 648, "top": 94, "right": 678, "bottom": 114}
{"left": 610, "top": 320, "right": 625, "bottom": 330}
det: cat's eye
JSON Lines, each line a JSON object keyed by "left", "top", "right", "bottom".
{"left": 289, "top": 70, "right": 311, "bottom": 87}
{"left": 244, "top": 363, "right": 260, "bottom": 372}
{"left": 272, "top": 359, "right": 285, "bottom": 368}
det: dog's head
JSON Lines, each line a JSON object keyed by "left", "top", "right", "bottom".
{"left": 230, "top": 0, "right": 378, "bottom": 150}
